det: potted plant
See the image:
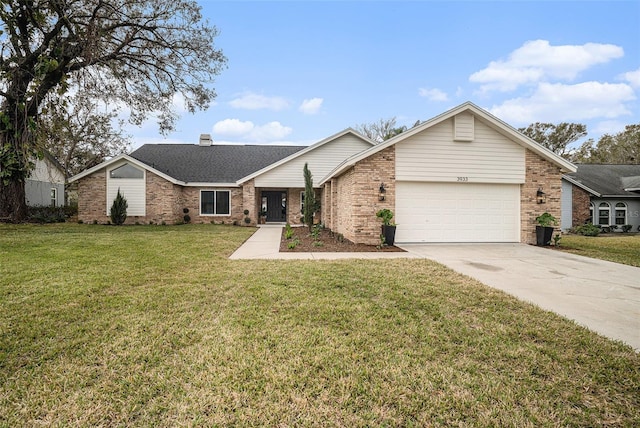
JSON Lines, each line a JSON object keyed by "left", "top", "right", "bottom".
{"left": 259, "top": 209, "right": 267, "bottom": 224}
{"left": 376, "top": 208, "right": 396, "bottom": 246}
{"left": 535, "top": 212, "right": 557, "bottom": 246}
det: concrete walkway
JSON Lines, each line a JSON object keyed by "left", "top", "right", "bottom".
{"left": 229, "top": 225, "right": 420, "bottom": 260}
{"left": 230, "top": 227, "right": 640, "bottom": 350}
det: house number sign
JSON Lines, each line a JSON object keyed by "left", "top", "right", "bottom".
{"left": 457, "top": 177, "right": 469, "bottom": 182}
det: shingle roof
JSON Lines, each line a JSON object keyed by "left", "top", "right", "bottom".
{"left": 565, "top": 164, "right": 640, "bottom": 197}
{"left": 129, "top": 144, "right": 306, "bottom": 183}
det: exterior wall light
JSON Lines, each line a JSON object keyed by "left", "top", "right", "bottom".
{"left": 379, "top": 183, "right": 386, "bottom": 201}
{"left": 536, "top": 188, "right": 546, "bottom": 204}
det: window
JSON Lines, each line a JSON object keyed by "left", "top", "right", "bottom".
{"left": 300, "top": 191, "right": 305, "bottom": 213}
{"left": 588, "top": 203, "right": 594, "bottom": 224}
{"left": 110, "top": 163, "right": 144, "bottom": 179}
{"left": 50, "top": 188, "right": 57, "bottom": 207}
{"left": 200, "top": 190, "right": 230, "bottom": 215}
{"left": 598, "top": 202, "right": 610, "bottom": 225}
{"left": 615, "top": 202, "right": 627, "bottom": 225}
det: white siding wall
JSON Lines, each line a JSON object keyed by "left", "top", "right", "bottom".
{"left": 396, "top": 116, "right": 526, "bottom": 183}
{"left": 454, "top": 112, "right": 474, "bottom": 141}
{"left": 106, "top": 162, "right": 146, "bottom": 216}
{"left": 29, "top": 158, "right": 65, "bottom": 183}
{"left": 254, "top": 134, "right": 371, "bottom": 188}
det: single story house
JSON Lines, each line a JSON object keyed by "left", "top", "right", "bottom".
{"left": 69, "top": 102, "right": 576, "bottom": 244}
{"left": 26, "top": 152, "right": 66, "bottom": 207}
{"left": 562, "top": 164, "right": 640, "bottom": 232}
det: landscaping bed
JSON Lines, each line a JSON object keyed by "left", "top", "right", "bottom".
{"left": 280, "top": 225, "right": 404, "bottom": 252}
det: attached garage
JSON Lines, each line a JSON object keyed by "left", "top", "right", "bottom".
{"left": 395, "top": 182, "right": 520, "bottom": 243}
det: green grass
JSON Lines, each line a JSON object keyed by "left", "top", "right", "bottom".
{"left": 1, "top": 224, "right": 638, "bottom": 426}
{"left": 559, "top": 233, "right": 640, "bottom": 267}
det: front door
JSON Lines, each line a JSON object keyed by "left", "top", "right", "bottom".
{"left": 262, "top": 191, "right": 287, "bottom": 222}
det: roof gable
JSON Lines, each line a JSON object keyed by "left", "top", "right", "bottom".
{"left": 237, "top": 128, "right": 375, "bottom": 185}
{"left": 320, "top": 102, "right": 576, "bottom": 184}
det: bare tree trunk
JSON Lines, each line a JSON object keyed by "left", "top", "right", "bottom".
{"left": 0, "top": 179, "right": 27, "bottom": 222}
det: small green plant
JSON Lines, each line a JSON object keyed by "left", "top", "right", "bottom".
{"left": 553, "top": 234, "right": 561, "bottom": 247}
{"left": 183, "top": 214, "right": 191, "bottom": 223}
{"left": 378, "top": 233, "right": 387, "bottom": 249}
{"left": 244, "top": 217, "right": 251, "bottom": 224}
{"left": 109, "top": 188, "right": 128, "bottom": 225}
{"left": 244, "top": 209, "right": 250, "bottom": 216}
{"left": 93, "top": 219, "right": 98, "bottom": 225}
{"left": 336, "top": 233, "right": 344, "bottom": 243}
{"left": 287, "top": 238, "right": 299, "bottom": 249}
{"left": 574, "top": 223, "right": 600, "bottom": 236}
{"left": 284, "top": 223, "right": 294, "bottom": 239}
{"left": 535, "top": 212, "right": 558, "bottom": 227}
{"left": 77, "top": 219, "right": 83, "bottom": 224}
{"left": 311, "top": 224, "right": 321, "bottom": 240}
{"left": 313, "top": 241, "right": 323, "bottom": 247}
{"left": 376, "top": 209, "right": 394, "bottom": 226}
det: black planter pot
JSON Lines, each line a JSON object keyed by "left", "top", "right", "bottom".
{"left": 382, "top": 225, "right": 397, "bottom": 246}
{"left": 536, "top": 226, "right": 554, "bottom": 246}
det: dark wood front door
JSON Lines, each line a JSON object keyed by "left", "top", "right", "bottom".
{"left": 262, "top": 191, "right": 287, "bottom": 222}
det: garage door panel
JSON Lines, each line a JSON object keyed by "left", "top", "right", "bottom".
{"left": 396, "top": 182, "right": 520, "bottom": 243}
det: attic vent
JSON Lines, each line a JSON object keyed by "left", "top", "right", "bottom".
{"left": 454, "top": 112, "right": 474, "bottom": 142}
{"left": 199, "top": 134, "right": 212, "bottom": 146}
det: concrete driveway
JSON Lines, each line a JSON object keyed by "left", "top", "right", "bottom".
{"left": 400, "top": 243, "right": 640, "bottom": 351}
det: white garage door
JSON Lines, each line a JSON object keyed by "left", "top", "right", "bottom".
{"left": 395, "top": 182, "right": 520, "bottom": 243}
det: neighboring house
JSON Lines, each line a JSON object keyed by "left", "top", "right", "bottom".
{"left": 25, "top": 152, "right": 66, "bottom": 207}
{"left": 68, "top": 102, "right": 576, "bottom": 245}
{"left": 561, "top": 164, "right": 640, "bottom": 232}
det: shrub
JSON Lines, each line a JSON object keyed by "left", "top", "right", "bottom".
{"left": 376, "top": 209, "right": 394, "bottom": 226}
{"left": 183, "top": 214, "right": 191, "bottom": 223}
{"left": 284, "top": 223, "right": 294, "bottom": 239}
{"left": 109, "top": 189, "right": 128, "bottom": 225}
{"left": 574, "top": 223, "right": 600, "bottom": 236}
{"left": 287, "top": 238, "right": 299, "bottom": 249}
{"left": 26, "top": 206, "right": 67, "bottom": 223}
{"left": 535, "top": 212, "right": 558, "bottom": 227}
{"left": 244, "top": 217, "right": 251, "bottom": 224}
{"left": 622, "top": 224, "right": 632, "bottom": 233}
{"left": 243, "top": 209, "right": 249, "bottom": 216}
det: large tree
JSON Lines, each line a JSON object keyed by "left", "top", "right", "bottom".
{"left": 38, "top": 87, "right": 130, "bottom": 176}
{"left": 0, "top": 0, "right": 226, "bottom": 221}
{"left": 519, "top": 122, "right": 587, "bottom": 158}
{"left": 571, "top": 124, "right": 640, "bottom": 164}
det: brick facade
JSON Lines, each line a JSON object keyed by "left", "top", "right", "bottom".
{"left": 77, "top": 168, "right": 245, "bottom": 225}
{"left": 520, "top": 149, "right": 563, "bottom": 244}
{"left": 327, "top": 146, "right": 396, "bottom": 245}
{"left": 572, "top": 185, "right": 592, "bottom": 226}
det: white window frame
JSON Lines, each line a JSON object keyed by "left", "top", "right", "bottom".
{"left": 598, "top": 202, "right": 610, "bottom": 226}
{"left": 200, "top": 190, "right": 231, "bottom": 216}
{"left": 588, "top": 202, "right": 594, "bottom": 224}
{"left": 50, "top": 188, "right": 57, "bottom": 207}
{"left": 615, "top": 202, "right": 627, "bottom": 225}
{"left": 109, "top": 163, "right": 144, "bottom": 179}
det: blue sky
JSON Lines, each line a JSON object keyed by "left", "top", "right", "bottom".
{"left": 128, "top": 1, "right": 640, "bottom": 150}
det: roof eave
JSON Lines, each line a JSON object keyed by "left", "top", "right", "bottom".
{"left": 562, "top": 175, "right": 602, "bottom": 197}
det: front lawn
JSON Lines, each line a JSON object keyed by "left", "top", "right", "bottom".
{"left": 559, "top": 233, "right": 640, "bottom": 267}
{"left": 1, "top": 224, "right": 638, "bottom": 426}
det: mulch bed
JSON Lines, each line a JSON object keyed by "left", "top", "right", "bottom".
{"left": 280, "top": 226, "right": 404, "bottom": 252}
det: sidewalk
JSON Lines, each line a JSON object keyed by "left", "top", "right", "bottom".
{"left": 229, "top": 225, "right": 420, "bottom": 260}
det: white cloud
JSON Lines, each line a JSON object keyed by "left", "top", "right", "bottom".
{"left": 250, "top": 121, "right": 292, "bottom": 141}
{"left": 418, "top": 88, "right": 449, "bottom": 101}
{"left": 229, "top": 92, "right": 290, "bottom": 110}
{"left": 619, "top": 67, "right": 640, "bottom": 88}
{"left": 488, "top": 81, "right": 636, "bottom": 125}
{"left": 470, "top": 40, "right": 624, "bottom": 92}
{"left": 299, "top": 97, "right": 324, "bottom": 114}
{"left": 212, "top": 118, "right": 254, "bottom": 136}
{"left": 592, "top": 120, "right": 627, "bottom": 136}
{"left": 212, "top": 119, "right": 292, "bottom": 142}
